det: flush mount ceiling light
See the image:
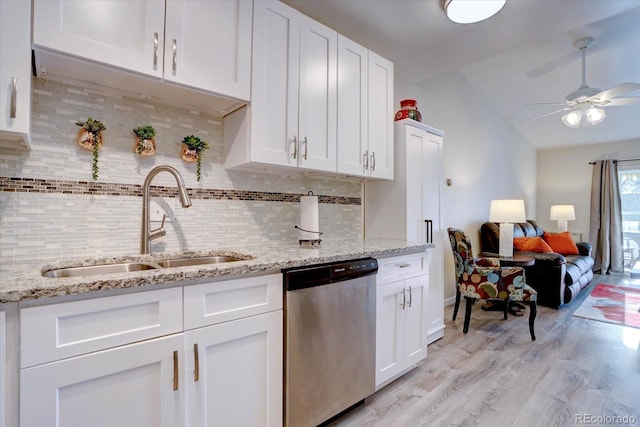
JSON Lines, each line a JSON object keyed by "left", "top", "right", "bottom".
{"left": 444, "top": 0, "right": 507, "bottom": 24}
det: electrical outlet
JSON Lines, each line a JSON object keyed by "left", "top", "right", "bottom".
{"left": 150, "top": 199, "right": 168, "bottom": 222}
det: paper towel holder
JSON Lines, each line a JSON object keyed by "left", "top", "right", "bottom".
{"left": 296, "top": 191, "right": 323, "bottom": 247}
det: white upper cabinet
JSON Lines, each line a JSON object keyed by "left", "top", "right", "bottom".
{"left": 225, "top": 0, "right": 392, "bottom": 178}
{"left": 336, "top": 36, "right": 394, "bottom": 179}
{"left": 231, "top": 0, "right": 336, "bottom": 172}
{"left": 337, "top": 35, "right": 368, "bottom": 176}
{"left": 297, "top": 15, "right": 337, "bottom": 171}
{"left": 33, "top": 0, "right": 165, "bottom": 79}
{"left": 367, "top": 51, "right": 394, "bottom": 179}
{"left": 164, "top": 0, "right": 252, "bottom": 100}
{"left": 32, "top": 0, "right": 252, "bottom": 113}
{"left": 0, "top": 0, "right": 32, "bottom": 147}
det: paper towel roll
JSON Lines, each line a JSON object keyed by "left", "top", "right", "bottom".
{"left": 299, "top": 193, "right": 320, "bottom": 241}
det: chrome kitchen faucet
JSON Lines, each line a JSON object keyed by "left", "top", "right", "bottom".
{"left": 140, "top": 165, "right": 192, "bottom": 254}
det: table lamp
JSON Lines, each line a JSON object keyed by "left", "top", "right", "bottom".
{"left": 550, "top": 205, "right": 575, "bottom": 233}
{"left": 489, "top": 199, "right": 526, "bottom": 258}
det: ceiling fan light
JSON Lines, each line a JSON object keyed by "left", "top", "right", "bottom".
{"left": 586, "top": 106, "right": 606, "bottom": 125}
{"left": 444, "top": 0, "right": 507, "bottom": 24}
{"left": 561, "top": 110, "right": 582, "bottom": 128}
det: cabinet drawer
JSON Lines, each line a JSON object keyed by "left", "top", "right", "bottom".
{"left": 184, "top": 274, "right": 283, "bottom": 330}
{"left": 376, "top": 252, "right": 429, "bottom": 286}
{"left": 21, "top": 288, "right": 183, "bottom": 368}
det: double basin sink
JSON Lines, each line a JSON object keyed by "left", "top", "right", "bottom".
{"left": 42, "top": 255, "right": 251, "bottom": 278}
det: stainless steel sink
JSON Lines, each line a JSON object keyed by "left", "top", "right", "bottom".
{"left": 157, "top": 255, "right": 246, "bottom": 268}
{"left": 42, "top": 262, "right": 160, "bottom": 278}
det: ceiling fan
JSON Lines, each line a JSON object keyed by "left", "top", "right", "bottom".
{"left": 525, "top": 37, "right": 640, "bottom": 128}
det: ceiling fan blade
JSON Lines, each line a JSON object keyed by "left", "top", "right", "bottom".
{"left": 526, "top": 102, "right": 566, "bottom": 106}
{"left": 601, "top": 97, "right": 640, "bottom": 107}
{"left": 521, "top": 107, "right": 572, "bottom": 124}
{"left": 592, "top": 83, "right": 640, "bottom": 101}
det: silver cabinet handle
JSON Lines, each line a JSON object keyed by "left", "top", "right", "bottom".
{"left": 291, "top": 135, "right": 297, "bottom": 159}
{"left": 371, "top": 152, "right": 376, "bottom": 171}
{"left": 173, "top": 350, "right": 179, "bottom": 391}
{"left": 193, "top": 343, "right": 199, "bottom": 382}
{"left": 401, "top": 288, "right": 406, "bottom": 310}
{"left": 303, "top": 137, "right": 308, "bottom": 160}
{"left": 407, "top": 286, "right": 413, "bottom": 308}
{"left": 398, "top": 263, "right": 412, "bottom": 268}
{"left": 10, "top": 77, "right": 17, "bottom": 119}
{"left": 363, "top": 150, "right": 369, "bottom": 170}
{"left": 153, "top": 32, "right": 158, "bottom": 68}
{"left": 172, "top": 39, "right": 177, "bottom": 74}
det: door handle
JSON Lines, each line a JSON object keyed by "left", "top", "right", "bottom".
{"left": 401, "top": 288, "right": 406, "bottom": 310}
{"left": 291, "top": 135, "right": 297, "bottom": 159}
{"left": 407, "top": 286, "right": 413, "bottom": 308}
{"left": 193, "top": 343, "right": 199, "bottom": 382}
{"left": 303, "top": 137, "right": 308, "bottom": 160}
{"left": 370, "top": 152, "right": 376, "bottom": 171}
{"left": 173, "top": 350, "right": 179, "bottom": 391}
{"left": 172, "top": 39, "right": 177, "bottom": 74}
{"left": 10, "top": 77, "right": 17, "bottom": 118}
{"left": 424, "top": 219, "right": 433, "bottom": 243}
{"left": 363, "top": 150, "right": 369, "bottom": 170}
{"left": 153, "top": 32, "right": 158, "bottom": 69}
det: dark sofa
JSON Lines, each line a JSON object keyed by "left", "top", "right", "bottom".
{"left": 480, "top": 220, "right": 594, "bottom": 308}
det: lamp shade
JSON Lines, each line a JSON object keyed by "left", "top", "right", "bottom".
{"left": 444, "top": 0, "right": 506, "bottom": 24}
{"left": 489, "top": 199, "right": 526, "bottom": 223}
{"left": 550, "top": 205, "right": 576, "bottom": 221}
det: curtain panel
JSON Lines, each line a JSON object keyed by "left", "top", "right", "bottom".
{"left": 589, "top": 160, "right": 624, "bottom": 274}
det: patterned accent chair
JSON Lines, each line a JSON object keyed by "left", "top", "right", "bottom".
{"left": 448, "top": 228, "right": 538, "bottom": 341}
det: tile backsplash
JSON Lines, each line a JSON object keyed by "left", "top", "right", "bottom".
{"left": 0, "top": 78, "right": 363, "bottom": 262}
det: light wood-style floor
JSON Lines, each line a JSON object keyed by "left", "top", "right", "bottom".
{"left": 329, "top": 274, "right": 640, "bottom": 427}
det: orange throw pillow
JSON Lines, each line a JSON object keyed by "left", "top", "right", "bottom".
{"left": 543, "top": 231, "right": 579, "bottom": 255}
{"left": 513, "top": 237, "right": 553, "bottom": 253}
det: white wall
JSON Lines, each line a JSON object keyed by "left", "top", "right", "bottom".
{"left": 537, "top": 139, "right": 640, "bottom": 240}
{"left": 397, "top": 70, "right": 538, "bottom": 301}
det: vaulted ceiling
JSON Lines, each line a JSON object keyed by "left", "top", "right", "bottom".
{"left": 283, "top": 0, "right": 640, "bottom": 150}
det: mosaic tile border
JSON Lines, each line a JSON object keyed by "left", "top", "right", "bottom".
{"left": 0, "top": 177, "right": 361, "bottom": 205}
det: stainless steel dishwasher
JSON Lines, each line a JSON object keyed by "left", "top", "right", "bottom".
{"left": 283, "top": 258, "right": 378, "bottom": 427}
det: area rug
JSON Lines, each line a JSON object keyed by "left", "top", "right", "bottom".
{"left": 573, "top": 283, "right": 640, "bottom": 329}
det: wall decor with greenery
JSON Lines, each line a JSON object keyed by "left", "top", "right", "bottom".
{"left": 133, "top": 125, "right": 157, "bottom": 156}
{"left": 75, "top": 117, "right": 106, "bottom": 180}
{"left": 181, "top": 135, "right": 209, "bottom": 181}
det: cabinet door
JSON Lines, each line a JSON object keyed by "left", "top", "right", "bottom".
{"left": 404, "top": 124, "right": 427, "bottom": 242}
{"left": 164, "top": 0, "right": 252, "bottom": 100}
{"left": 250, "top": 0, "right": 300, "bottom": 167}
{"left": 422, "top": 133, "right": 445, "bottom": 343}
{"left": 33, "top": 0, "right": 165, "bottom": 79}
{"left": 367, "top": 51, "right": 394, "bottom": 179}
{"left": 375, "top": 282, "right": 404, "bottom": 386}
{"left": 297, "top": 16, "right": 337, "bottom": 172}
{"left": 337, "top": 35, "right": 368, "bottom": 176}
{"left": 0, "top": 0, "right": 31, "bottom": 145}
{"left": 403, "top": 276, "right": 428, "bottom": 366}
{"left": 20, "top": 334, "right": 184, "bottom": 427}
{"left": 184, "top": 311, "right": 283, "bottom": 427}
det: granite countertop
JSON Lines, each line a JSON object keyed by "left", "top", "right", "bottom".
{"left": 0, "top": 238, "right": 432, "bottom": 303}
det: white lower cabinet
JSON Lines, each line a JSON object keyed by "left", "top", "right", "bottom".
{"left": 18, "top": 274, "right": 283, "bottom": 427}
{"left": 375, "top": 254, "right": 429, "bottom": 388}
{"left": 185, "top": 311, "right": 283, "bottom": 427}
{"left": 20, "top": 334, "right": 184, "bottom": 427}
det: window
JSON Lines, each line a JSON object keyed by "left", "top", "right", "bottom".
{"left": 618, "top": 161, "right": 640, "bottom": 274}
